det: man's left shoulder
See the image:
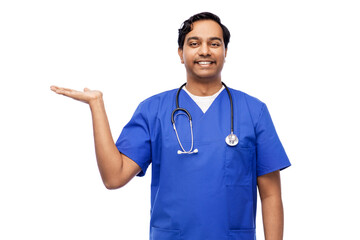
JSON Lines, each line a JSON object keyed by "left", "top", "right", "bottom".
{"left": 229, "top": 88, "right": 265, "bottom": 109}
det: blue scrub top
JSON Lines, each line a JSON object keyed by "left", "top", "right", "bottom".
{"left": 116, "top": 87, "right": 291, "bottom": 240}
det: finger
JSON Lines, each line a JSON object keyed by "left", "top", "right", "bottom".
{"left": 51, "top": 86, "right": 81, "bottom": 98}
{"left": 84, "top": 87, "right": 90, "bottom": 92}
{"left": 50, "top": 86, "right": 69, "bottom": 93}
{"left": 50, "top": 86, "right": 68, "bottom": 94}
{"left": 56, "top": 87, "right": 76, "bottom": 93}
{"left": 50, "top": 85, "right": 59, "bottom": 91}
{"left": 51, "top": 85, "right": 77, "bottom": 91}
{"left": 53, "top": 86, "right": 75, "bottom": 94}
{"left": 62, "top": 87, "right": 76, "bottom": 92}
{"left": 60, "top": 89, "right": 81, "bottom": 98}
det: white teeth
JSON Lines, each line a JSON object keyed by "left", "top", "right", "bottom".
{"left": 198, "top": 61, "right": 212, "bottom": 64}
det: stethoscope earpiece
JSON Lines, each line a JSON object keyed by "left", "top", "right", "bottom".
{"left": 172, "top": 82, "right": 239, "bottom": 155}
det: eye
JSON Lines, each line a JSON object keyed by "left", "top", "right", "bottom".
{"left": 211, "top": 42, "right": 221, "bottom": 47}
{"left": 189, "top": 42, "right": 199, "bottom": 47}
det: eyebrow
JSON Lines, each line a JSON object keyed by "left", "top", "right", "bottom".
{"left": 186, "top": 37, "right": 223, "bottom": 43}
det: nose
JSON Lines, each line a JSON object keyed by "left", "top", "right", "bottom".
{"left": 198, "top": 43, "right": 211, "bottom": 57}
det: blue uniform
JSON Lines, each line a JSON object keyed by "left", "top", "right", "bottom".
{"left": 116, "top": 87, "right": 291, "bottom": 240}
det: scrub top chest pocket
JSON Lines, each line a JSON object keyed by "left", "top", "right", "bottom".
{"left": 225, "top": 145, "right": 255, "bottom": 186}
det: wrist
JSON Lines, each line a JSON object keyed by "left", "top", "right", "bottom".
{"left": 89, "top": 95, "right": 104, "bottom": 109}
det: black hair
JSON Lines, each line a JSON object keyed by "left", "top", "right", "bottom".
{"left": 178, "top": 12, "right": 230, "bottom": 50}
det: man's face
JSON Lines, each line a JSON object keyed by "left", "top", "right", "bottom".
{"left": 178, "top": 20, "right": 227, "bottom": 83}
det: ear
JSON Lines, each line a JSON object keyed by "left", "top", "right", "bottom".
{"left": 178, "top": 48, "right": 184, "bottom": 64}
{"left": 224, "top": 48, "right": 228, "bottom": 62}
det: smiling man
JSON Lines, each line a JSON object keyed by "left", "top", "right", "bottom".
{"left": 178, "top": 19, "right": 227, "bottom": 92}
{"left": 51, "top": 12, "right": 291, "bottom": 240}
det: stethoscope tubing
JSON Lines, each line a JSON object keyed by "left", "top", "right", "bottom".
{"left": 171, "top": 82, "right": 237, "bottom": 154}
{"left": 173, "top": 82, "right": 234, "bottom": 131}
{"left": 222, "top": 82, "right": 234, "bottom": 134}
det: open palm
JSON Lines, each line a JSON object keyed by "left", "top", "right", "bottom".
{"left": 50, "top": 86, "right": 103, "bottom": 104}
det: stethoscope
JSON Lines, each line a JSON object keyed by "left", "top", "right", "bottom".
{"left": 171, "top": 82, "right": 239, "bottom": 154}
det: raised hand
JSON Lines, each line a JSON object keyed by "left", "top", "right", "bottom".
{"left": 50, "top": 85, "right": 103, "bottom": 104}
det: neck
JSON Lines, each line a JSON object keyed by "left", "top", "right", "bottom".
{"left": 185, "top": 79, "right": 223, "bottom": 96}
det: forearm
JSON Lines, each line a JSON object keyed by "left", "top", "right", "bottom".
{"left": 89, "top": 97, "right": 123, "bottom": 188}
{"left": 261, "top": 195, "right": 284, "bottom": 240}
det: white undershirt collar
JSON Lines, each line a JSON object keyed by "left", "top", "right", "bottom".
{"left": 183, "top": 86, "right": 225, "bottom": 113}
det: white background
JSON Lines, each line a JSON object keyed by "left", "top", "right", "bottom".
{"left": 1, "top": 0, "right": 359, "bottom": 239}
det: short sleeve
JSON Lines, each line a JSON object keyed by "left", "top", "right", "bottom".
{"left": 255, "top": 103, "right": 291, "bottom": 176}
{"left": 115, "top": 102, "right": 151, "bottom": 177}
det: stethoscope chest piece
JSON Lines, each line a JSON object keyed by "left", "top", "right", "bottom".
{"left": 225, "top": 133, "right": 239, "bottom": 146}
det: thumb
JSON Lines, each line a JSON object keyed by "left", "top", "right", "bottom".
{"left": 84, "top": 87, "right": 90, "bottom": 92}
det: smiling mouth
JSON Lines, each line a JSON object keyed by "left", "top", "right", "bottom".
{"left": 195, "top": 61, "right": 215, "bottom": 66}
